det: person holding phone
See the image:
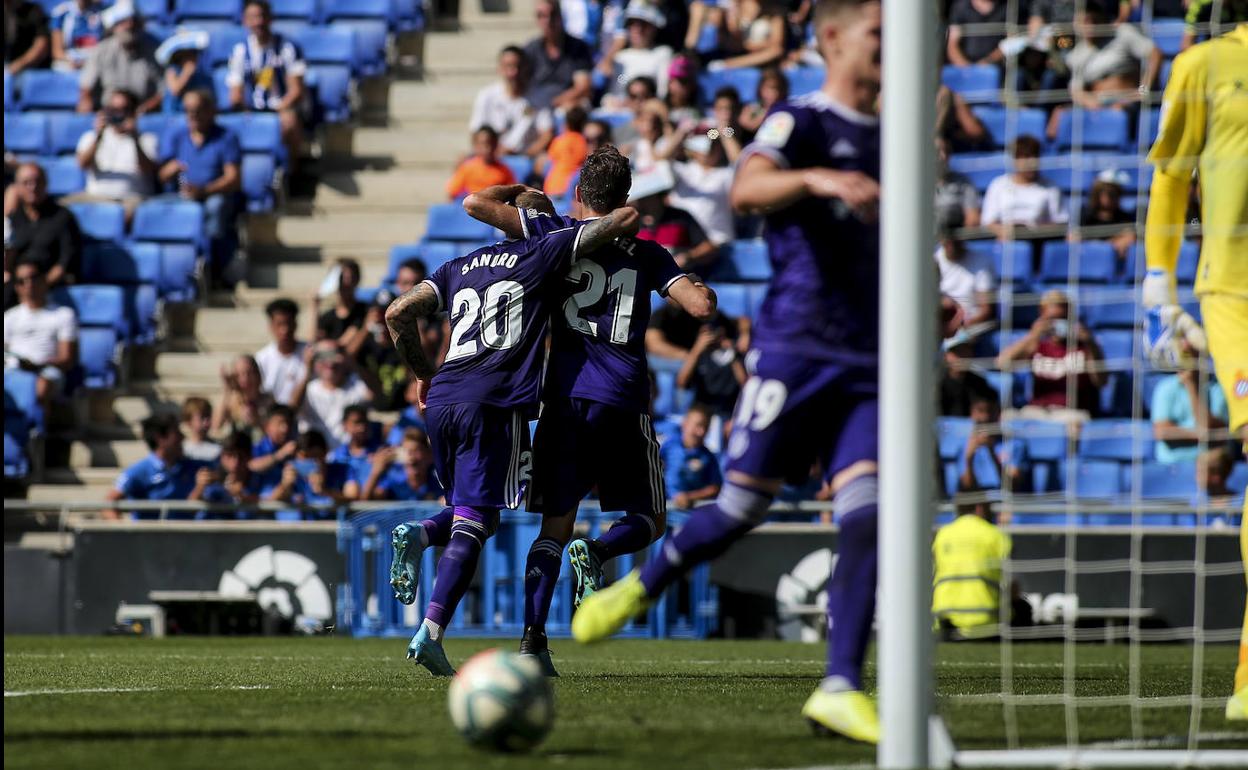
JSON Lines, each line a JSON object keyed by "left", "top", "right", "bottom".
{"left": 267, "top": 429, "right": 348, "bottom": 518}
{"left": 67, "top": 89, "right": 158, "bottom": 223}
{"left": 996, "top": 288, "right": 1107, "bottom": 426}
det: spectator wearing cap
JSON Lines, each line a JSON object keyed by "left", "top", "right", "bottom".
{"left": 157, "top": 89, "right": 242, "bottom": 281}
{"left": 660, "top": 404, "right": 723, "bottom": 510}
{"left": 105, "top": 413, "right": 214, "bottom": 520}
{"left": 665, "top": 55, "right": 703, "bottom": 128}
{"left": 1073, "top": 168, "right": 1135, "bottom": 261}
{"left": 739, "top": 65, "right": 787, "bottom": 135}
{"left": 934, "top": 136, "right": 982, "bottom": 230}
{"left": 668, "top": 128, "right": 736, "bottom": 250}
{"left": 226, "top": 0, "right": 308, "bottom": 163}
{"left": 4, "top": 0, "right": 50, "bottom": 75}
{"left": 78, "top": 2, "right": 162, "bottom": 114}
{"left": 291, "top": 339, "right": 379, "bottom": 450}
{"left": 940, "top": 330, "right": 997, "bottom": 417}
{"left": 935, "top": 231, "right": 996, "bottom": 327}
{"left": 255, "top": 297, "right": 308, "bottom": 406}
{"left": 446, "top": 127, "right": 517, "bottom": 198}
{"left": 997, "top": 289, "right": 1106, "bottom": 426}
{"left": 524, "top": 0, "right": 594, "bottom": 111}
{"left": 600, "top": 2, "right": 673, "bottom": 110}
{"left": 353, "top": 427, "right": 443, "bottom": 501}
{"left": 946, "top": 0, "right": 1008, "bottom": 67}
{"left": 157, "top": 30, "right": 213, "bottom": 113}
{"left": 50, "top": 0, "right": 105, "bottom": 71}
{"left": 67, "top": 88, "right": 158, "bottom": 223}
{"left": 981, "top": 135, "right": 1066, "bottom": 241}
{"left": 4, "top": 163, "right": 82, "bottom": 310}
{"left": 3, "top": 260, "right": 78, "bottom": 406}
{"left": 1045, "top": 0, "right": 1160, "bottom": 140}
{"left": 470, "top": 46, "right": 554, "bottom": 161}
{"left": 630, "top": 165, "right": 719, "bottom": 271}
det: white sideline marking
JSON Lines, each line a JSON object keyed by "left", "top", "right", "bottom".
{"left": 4, "top": 685, "right": 272, "bottom": 698}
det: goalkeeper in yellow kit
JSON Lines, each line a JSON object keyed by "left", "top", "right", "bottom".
{"left": 1142, "top": 21, "right": 1248, "bottom": 721}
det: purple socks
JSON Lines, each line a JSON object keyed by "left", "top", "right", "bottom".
{"left": 589, "top": 513, "right": 658, "bottom": 561}
{"left": 824, "top": 475, "right": 879, "bottom": 689}
{"left": 424, "top": 506, "right": 497, "bottom": 629}
{"left": 419, "top": 506, "right": 454, "bottom": 547}
{"left": 523, "top": 537, "right": 564, "bottom": 629}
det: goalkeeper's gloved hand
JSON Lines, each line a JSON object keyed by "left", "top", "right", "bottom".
{"left": 1141, "top": 269, "right": 1207, "bottom": 369}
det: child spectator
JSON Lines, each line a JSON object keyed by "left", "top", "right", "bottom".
{"left": 353, "top": 427, "right": 443, "bottom": 501}
{"left": 626, "top": 105, "right": 674, "bottom": 173}
{"left": 660, "top": 404, "right": 723, "bottom": 510}
{"left": 191, "top": 432, "right": 265, "bottom": 516}
{"left": 105, "top": 413, "right": 212, "bottom": 519}
{"left": 386, "top": 379, "right": 428, "bottom": 445}
{"left": 156, "top": 31, "right": 212, "bottom": 113}
{"left": 250, "top": 404, "right": 298, "bottom": 493}
{"left": 181, "top": 397, "right": 221, "bottom": 462}
{"left": 738, "top": 64, "right": 788, "bottom": 134}
{"left": 269, "top": 429, "right": 348, "bottom": 516}
{"left": 329, "top": 404, "right": 381, "bottom": 492}
{"left": 255, "top": 297, "right": 307, "bottom": 406}
{"left": 213, "top": 354, "right": 274, "bottom": 435}
{"left": 981, "top": 135, "right": 1066, "bottom": 240}
{"left": 292, "top": 340, "right": 377, "bottom": 450}
{"left": 702, "top": 86, "right": 746, "bottom": 158}
{"left": 50, "top": 0, "right": 105, "bottom": 71}
{"left": 446, "top": 127, "right": 517, "bottom": 199}
{"left": 544, "top": 107, "right": 590, "bottom": 196}
{"left": 675, "top": 316, "right": 747, "bottom": 422}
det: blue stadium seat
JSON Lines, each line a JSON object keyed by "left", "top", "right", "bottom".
{"left": 155, "top": 243, "right": 200, "bottom": 302}
{"left": 1227, "top": 463, "right": 1248, "bottom": 498}
{"left": 42, "top": 156, "right": 85, "bottom": 196}
{"left": 1175, "top": 241, "right": 1200, "bottom": 285}
{"left": 946, "top": 151, "right": 1008, "bottom": 192}
{"left": 709, "top": 283, "right": 749, "bottom": 319}
{"left": 69, "top": 202, "right": 126, "bottom": 243}
{"left": 4, "top": 429, "right": 29, "bottom": 480}
{"left": 218, "top": 111, "right": 284, "bottom": 160}
{"left": 46, "top": 112, "right": 95, "bottom": 156}
{"left": 424, "top": 203, "right": 496, "bottom": 242}
{"left": 335, "top": 19, "right": 390, "bottom": 77}
{"left": 744, "top": 282, "right": 767, "bottom": 318}
{"left": 241, "top": 153, "right": 277, "bottom": 212}
{"left": 77, "top": 327, "right": 119, "bottom": 389}
{"left": 173, "top": 0, "right": 242, "bottom": 23}
{"left": 1085, "top": 296, "right": 1138, "bottom": 329}
{"left": 385, "top": 242, "right": 424, "bottom": 283}
{"left": 126, "top": 283, "right": 160, "bottom": 344}
{"left": 4, "top": 112, "right": 49, "bottom": 156}
{"left": 1158, "top": 58, "right": 1173, "bottom": 91}
{"left": 1140, "top": 371, "right": 1169, "bottom": 416}
{"left": 698, "top": 68, "right": 761, "bottom": 107}
{"left": 940, "top": 64, "right": 1000, "bottom": 102}
{"left": 711, "top": 238, "right": 771, "bottom": 282}
{"left": 4, "top": 369, "right": 42, "bottom": 432}
{"left": 786, "top": 66, "right": 823, "bottom": 97}
{"left": 270, "top": 0, "right": 318, "bottom": 21}
{"left": 1097, "top": 329, "right": 1137, "bottom": 363}
{"left": 1139, "top": 107, "right": 1161, "bottom": 148}
{"left": 588, "top": 109, "right": 632, "bottom": 130}
{"left": 134, "top": 0, "right": 172, "bottom": 23}
{"left": 54, "top": 284, "right": 127, "bottom": 338}
{"left": 204, "top": 26, "right": 247, "bottom": 69}
{"left": 391, "top": 0, "right": 424, "bottom": 32}
{"left": 81, "top": 241, "right": 162, "bottom": 286}
{"left": 1097, "top": 370, "right": 1135, "bottom": 419}
{"left": 501, "top": 154, "right": 533, "bottom": 182}
{"left": 3, "top": 70, "right": 13, "bottom": 111}
{"left": 137, "top": 112, "right": 174, "bottom": 144}
{"left": 971, "top": 107, "right": 1046, "bottom": 150}
{"left": 964, "top": 240, "right": 1033, "bottom": 286}
{"left": 937, "top": 417, "right": 972, "bottom": 461}
{"left": 1071, "top": 458, "right": 1124, "bottom": 499}
{"left": 1149, "top": 19, "right": 1186, "bottom": 57}
{"left": 1054, "top": 109, "right": 1130, "bottom": 152}
{"left": 1038, "top": 241, "right": 1118, "bottom": 284}
{"left": 132, "top": 199, "right": 204, "bottom": 244}
{"left": 297, "top": 26, "right": 357, "bottom": 65}
{"left": 1079, "top": 418, "right": 1152, "bottom": 461}
{"left": 17, "top": 70, "right": 80, "bottom": 110}
{"left": 1138, "top": 461, "right": 1198, "bottom": 500}
{"left": 211, "top": 67, "right": 235, "bottom": 113}
{"left": 304, "top": 64, "right": 353, "bottom": 123}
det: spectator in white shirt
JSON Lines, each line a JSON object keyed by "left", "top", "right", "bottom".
{"left": 599, "top": 2, "right": 673, "bottom": 110}
{"left": 291, "top": 339, "right": 378, "bottom": 450}
{"left": 226, "top": 0, "right": 307, "bottom": 161}
{"left": 981, "top": 135, "right": 1066, "bottom": 241}
{"left": 470, "top": 46, "right": 555, "bottom": 161}
{"left": 254, "top": 297, "right": 307, "bottom": 406}
{"left": 3, "top": 262, "right": 78, "bottom": 405}
{"left": 935, "top": 233, "right": 996, "bottom": 327}
{"left": 667, "top": 134, "right": 736, "bottom": 249}
{"left": 69, "top": 88, "right": 158, "bottom": 222}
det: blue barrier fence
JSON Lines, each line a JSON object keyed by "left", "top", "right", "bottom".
{"left": 338, "top": 504, "right": 718, "bottom": 639}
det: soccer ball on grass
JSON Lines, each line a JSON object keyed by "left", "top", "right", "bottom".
{"left": 447, "top": 649, "right": 554, "bottom": 752}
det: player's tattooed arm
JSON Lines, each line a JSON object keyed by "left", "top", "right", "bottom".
{"left": 385, "top": 282, "right": 440, "bottom": 380}
{"left": 463, "top": 184, "right": 530, "bottom": 239}
{"left": 576, "top": 206, "right": 641, "bottom": 256}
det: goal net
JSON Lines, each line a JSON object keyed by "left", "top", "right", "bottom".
{"left": 882, "top": 0, "right": 1247, "bottom": 766}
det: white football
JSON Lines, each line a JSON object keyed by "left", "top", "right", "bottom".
{"left": 447, "top": 648, "right": 554, "bottom": 752}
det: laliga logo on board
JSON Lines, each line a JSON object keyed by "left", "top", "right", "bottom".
{"left": 218, "top": 545, "right": 333, "bottom": 622}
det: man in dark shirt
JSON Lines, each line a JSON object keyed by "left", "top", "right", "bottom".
{"left": 523, "top": 0, "right": 593, "bottom": 111}
{"left": 941, "top": 333, "right": 997, "bottom": 417}
{"left": 646, "top": 301, "right": 745, "bottom": 361}
{"left": 4, "top": 0, "right": 51, "bottom": 74}
{"left": 5, "top": 163, "right": 82, "bottom": 310}
{"left": 313, "top": 257, "right": 369, "bottom": 357}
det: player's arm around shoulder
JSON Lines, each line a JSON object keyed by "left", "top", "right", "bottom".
{"left": 463, "top": 184, "right": 532, "bottom": 239}
{"left": 575, "top": 206, "right": 642, "bottom": 256}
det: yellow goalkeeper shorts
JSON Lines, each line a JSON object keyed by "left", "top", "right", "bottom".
{"left": 1201, "top": 293, "right": 1248, "bottom": 438}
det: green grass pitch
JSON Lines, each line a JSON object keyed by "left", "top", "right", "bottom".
{"left": 4, "top": 636, "right": 1244, "bottom": 769}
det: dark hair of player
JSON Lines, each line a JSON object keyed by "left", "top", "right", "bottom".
{"left": 140, "top": 413, "right": 180, "bottom": 450}
{"left": 564, "top": 105, "right": 589, "bottom": 133}
{"left": 297, "top": 429, "right": 328, "bottom": 454}
{"left": 515, "top": 189, "right": 558, "bottom": 216}
{"left": 181, "top": 396, "right": 212, "bottom": 422}
{"left": 577, "top": 146, "right": 632, "bottom": 214}
{"left": 265, "top": 297, "right": 299, "bottom": 320}
{"left": 221, "top": 431, "right": 253, "bottom": 457}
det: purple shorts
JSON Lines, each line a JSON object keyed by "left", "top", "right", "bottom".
{"left": 424, "top": 403, "right": 532, "bottom": 509}
{"left": 527, "top": 397, "right": 666, "bottom": 516}
{"left": 725, "top": 350, "right": 878, "bottom": 484}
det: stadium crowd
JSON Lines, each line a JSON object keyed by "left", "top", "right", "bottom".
{"left": 6, "top": 0, "right": 1245, "bottom": 519}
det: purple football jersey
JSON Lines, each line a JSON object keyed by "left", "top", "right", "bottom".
{"left": 740, "top": 92, "right": 881, "bottom": 363}
{"left": 519, "top": 206, "right": 684, "bottom": 411}
{"left": 422, "top": 230, "right": 582, "bottom": 411}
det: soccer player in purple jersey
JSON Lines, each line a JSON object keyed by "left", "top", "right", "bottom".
{"left": 463, "top": 148, "right": 717, "bottom": 676}
{"left": 572, "top": 0, "right": 887, "bottom": 744}
{"left": 383, "top": 200, "right": 640, "bottom": 676}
